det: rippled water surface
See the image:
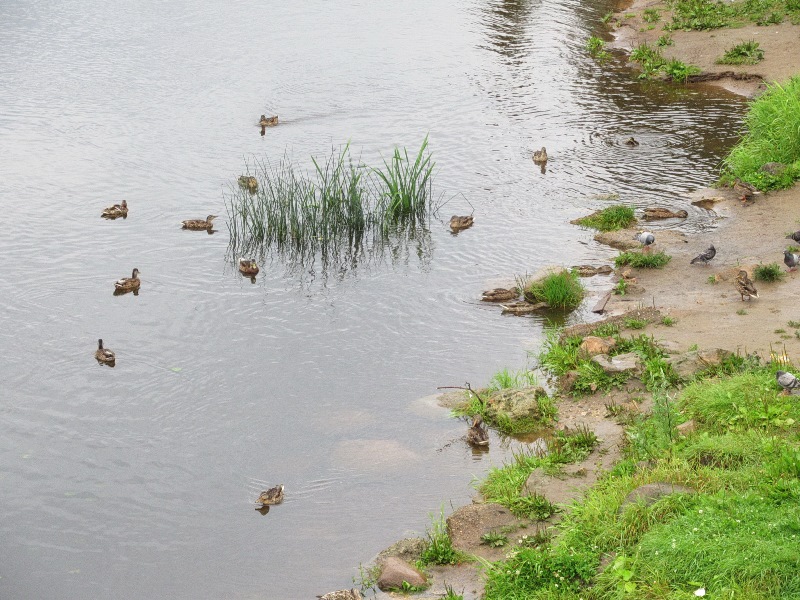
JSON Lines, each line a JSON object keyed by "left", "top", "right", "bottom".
{"left": 0, "top": 1, "right": 746, "bottom": 598}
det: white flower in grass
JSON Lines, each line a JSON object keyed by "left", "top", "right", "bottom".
{"left": 694, "top": 588, "right": 706, "bottom": 597}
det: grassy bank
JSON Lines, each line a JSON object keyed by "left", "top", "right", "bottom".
{"left": 478, "top": 347, "right": 800, "bottom": 599}
{"left": 723, "top": 77, "right": 800, "bottom": 191}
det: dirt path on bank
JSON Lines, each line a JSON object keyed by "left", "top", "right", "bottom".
{"left": 609, "top": 0, "right": 800, "bottom": 96}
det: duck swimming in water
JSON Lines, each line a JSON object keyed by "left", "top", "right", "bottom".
{"left": 256, "top": 485, "right": 284, "bottom": 508}
{"left": 532, "top": 147, "right": 548, "bottom": 164}
{"left": 94, "top": 339, "right": 115, "bottom": 366}
{"left": 450, "top": 215, "right": 474, "bottom": 232}
{"left": 114, "top": 268, "right": 140, "bottom": 294}
{"left": 259, "top": 115, "right": 278, "bottom": 127}
{"left": 466, "top": 414, "right": 489, "bottom": 447}
{"left": 238, "top": 258, "right": 259, "bottom": 277}
{"left": 102, "top": 199, "right": 128, "bottom": 219}
{"left": 182, "top": 215, "right": 218, "bottom": 231}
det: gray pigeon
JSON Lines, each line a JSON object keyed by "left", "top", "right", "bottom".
{"left": 784, "top": 250, "right": 800, "bottom": 272}
{"left": 633, "top": 231, "right": 655, "bottom": 252}
{"left": 776, "top": 370, "right": 800, "bottom": 395}
{"left": 786, "top": 231, "right": 800, "bottom": 244}
{"left": 690, "top": 245, "right": 716, "bottom": 265}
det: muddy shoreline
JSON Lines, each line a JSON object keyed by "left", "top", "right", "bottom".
{"left": 342, "top": 13, "right": 800, "bottom": 600}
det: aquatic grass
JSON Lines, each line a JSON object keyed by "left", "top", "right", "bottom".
{"left": 225, "top": 138, "right": 438, "bottom": 272}
{"left": 663, "top": 58, "right": 701, "bottom": 83}
{"left": 524, "top": 270, "right": 585, "bottom": 310}
{"left": 574, "top": 205, "right": 636, "bottom": 232}
{"left": 754, "top": 262, "right": 785, "bottom": 282}
{"left": 614, "top": 250, "right": 671, "bottom": 268}
{"left": 717, "top": 40, "right": 765, "bottom": 64}
{"left": 723, "top": 77, "right": 800, "bottom": 191}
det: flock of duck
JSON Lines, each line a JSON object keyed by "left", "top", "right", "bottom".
{"left": 93, "top": 116, "right": 284, "bottom": 511}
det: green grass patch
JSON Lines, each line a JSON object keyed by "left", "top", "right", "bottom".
{"left": 623, "top": 317, "right": 647, "bottom": 330}
{"left": 717, "top": 39, "right": 765, "bottom": 64}
{"left": 574, "top": 205, "right": 636, "bottom": 232}
{"left": 523, "top": 271, "right": 585, "bottom": 310}
{"left": 656, "top": 34, "right": 674, "bottom": 46}
{"left": 615, "top": 250, "right": 672, "bottom": 268}
{"left": 642, "top": 7, "right": 661, "bottom": 21}
{"left": 418, "top": 509, "right": 464, "bottom": 566}
{"left": 630, "top": 42, "right": 700, "bottom": 82}
{"left": 754, "top": 262, "right": 786, "bottom": 282}
{"left": 613, "top": 279, "right": 628, "bottom": 296}
{"left": 586, "top": 36, "right": 612, "bottom": 62}
{"left": 722, "top": 77, "right": 800, "bottom": 191}
{"left": 488, "top": 368, "right": 538, "bottom": 391}
{"left": 661, "top": 316, "right": 677, "bottom": 326}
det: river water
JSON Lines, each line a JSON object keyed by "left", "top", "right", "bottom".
{"left": 0, "top": 0, "right": 745, "bottom": 598}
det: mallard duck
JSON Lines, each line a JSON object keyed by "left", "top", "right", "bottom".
{"left": 256, "top": 485, "right": 284, "bottom": 508}
{"left": 624, "top": 137, "right": 640, "bottom": 146}
{"left": 238, "top": 258, "right": 259, "bottom": 277}
{"left": 101, "top": 199, "right": 128, "bottom": 219}
{"left": 182, "top": 215, "right": 218, "bottom": 231}
{"left": 450, "top": 215, "right": 474, "bottom": 232}
{"left": 466, "top": 415, "right": 489, "bottom": 447}
{"left": 735, "top": 270, "right": 758, "bottom": 301}
{"left": 532, "top": 147, "right": 548, "bottom": 164}
{"left": 114, "top": 268, "right": 140, "bottom": 293}
{"left": 733, "top": 178, "right": 759, "bottom": 204}
{"left": 482, "top": 287, "right": 518, "bottom": 302}
{"left": 94, "top": 339, "right": 115, "bottom": 365}
{"left": 259, "top": 114, "right": 278, "bottom": 127}
{"left": 238, "top": 176, "right": 258, "bottom": 193}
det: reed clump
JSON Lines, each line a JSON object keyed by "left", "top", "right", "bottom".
{"left": 523, "top": 270, "right": 585, "bottom": 310}
{"left": 225, "top": 138, "right": 438, "bottom": 267}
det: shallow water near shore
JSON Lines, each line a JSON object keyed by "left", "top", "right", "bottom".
{"left": 0, "top": 0, "right": 746, "bottom": 598}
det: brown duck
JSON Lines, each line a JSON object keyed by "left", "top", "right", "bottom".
{"left": 735, "top": 270, "right": 758, "bottom": 301}
{"left": 259, "top": 114, "right": 278, "bottom": 127}
{"left": 482, "top": 288, "right": 518, "bottom": 302}
{"left": 114, "top": 268, "right": 140, "bottom": 294}
{"left": 182, "top": 215, "right": 218, "bottom": 231}
{"left": 532, "top": 147, "right": 548, "bottom": 164}
{"left": 94, "top": 339, "right": 115, "bottom": 366}
{"left": 450, "top": 215, "right": 474, "bottom": 232}
{"left": 238, "top": 176, "right": 258, "bottom": 193}
{"left": 101, "top": 200, "right": 128, "bottom": 219}
{"left": 238, "top": 258, "right": 259, "bottom": 277}
{"left": 466, "top": 414, "right": 489, "bottom": 447}
{"left": 256, "top": 485, "right": 284, "bottom": 508}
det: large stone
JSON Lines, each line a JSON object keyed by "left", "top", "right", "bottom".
{"left": 591, "top": 352, "right": 641, "bottom": 375}
{"left": 376, "top": 537, "right": 427, "bottom": 567}
{"left": 593, "top": 227, "right": 686, "bottom": 250}
{"left": 619, "top": 483, "right": 695, "bottom": 512}
{"left": 486, "top": 386, "right": 549, "bottom": 421}
{"left": 665, "top": 348, "right": 731, "bottom": 379}
{"left": 572, "top": 264, "right": 614, "bottom": 276}
{"left": 522, "top": 467, "right": 548, "bottom": 498}
{"left": 377, "top": 557, "right": 427, "bottom": 591}
{"left": 579, "top": 336, "right": 617, "bottom": 358}
{"left": 676, "top": 419, "right": 697, "bottom": 437}
{"left": 760, "top": 162, "right": 786, "bottom": 176}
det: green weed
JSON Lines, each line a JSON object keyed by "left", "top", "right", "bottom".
{"left": 737, "top": 308, "right": 749, "bottom": 315}
{"left": 623, "top": 317, "right": 648, "bottom": 329}
{"left": 718, "top": 40, "right": 765, "bottom": 64}
{"left": 481, "top": 531, "right": 509, "bottom": 548}
{"left": 754, "top": 262, "right": 786, "bottom": 282}
{"left": 614, "top": 279, "right": 628, "bottom": 295}
{"left": 586, "top": 36, "right": 612, "bottom": 62}
{"left": 661, "top": 316, "right": 677, "bottom": 326}
{"left": 488, "top": 368, "right": 538, "bottom": 391}
{"left": 419, "top": 509, "right": 462, "bottom": 566}
{"left": 656, "top": 34, "right": 674, "bottom": 46}
{"left": 643, "top": 8, "right": 662, "bottom": 22}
